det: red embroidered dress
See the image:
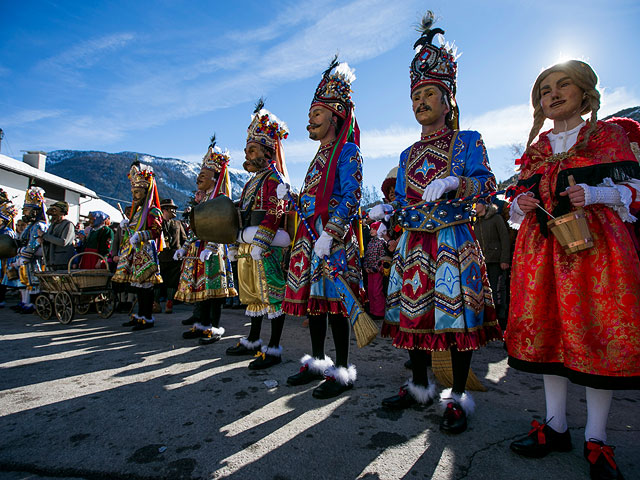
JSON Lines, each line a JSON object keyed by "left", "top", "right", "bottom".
{"left": 506, "top": 121, "right": 640, "bottom": 389}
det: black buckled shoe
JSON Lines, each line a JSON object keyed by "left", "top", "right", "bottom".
{"left": 584, "top": 440, "right": 625, "bottom": 480}
{"left": 248, "top": 352, "right": 282, "bottom": 370}
{"left": 510, "top": 420, "right": 572, "bottom": 458}
{"left": 132, "top": 320, "right": 154, "bottom": 331}
{"left": 312, "top": 377, "right": 353, "bottom": 399}
{"left": 183, "top": 328, "right": 207, "bottom": 339}
{"left": 226, "top": 342, "right": 258, "bottom": 356}
{"left": 382, "top": 385, "right": 419, "bottom": 409}
{"left": 122, "top": 316, "right": 137, "bottom": 327}
{"left": 440, "top": 401, "right": 468, "bottom": 434}
{"left": 198, "top": 334, "right": 222, "bottom": 345}
{"left": 287, "top": 365, "right": 324, "bottom": 386}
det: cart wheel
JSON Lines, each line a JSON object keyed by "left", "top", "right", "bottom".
{"left": 76, "top": 302, "right": 91, "bottom": 315}
{"left": 35, "top": 295, "right": 53, "bottom": 321}
{"left": 54, "top": 291, "right": 75, "bottom": 325}
{"left": 96, "top": 290, "right": 116, "bottom": 319}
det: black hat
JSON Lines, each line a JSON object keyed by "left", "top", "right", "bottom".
{"left": 160, "top": 198, "right": 178, "bottom": 209}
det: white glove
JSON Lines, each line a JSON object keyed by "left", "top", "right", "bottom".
{"left": 227, "top": 247, "right": 237, "bottom": 262}
{"left": 422, "top": 176, "right": 460, "bottom": 202}
{"left": 120, "top": 218, "right": 129, "bottom": 229}
{"left": 16, "top": 257, "right": 26, "bottom": 266}
{"left": 276, "top": 183, "right": 290, "bottom": 200}
{"left": 199, "top": 248, "right": 213, "bottom": 262}
{"left": 173, "top": 248, "right": 186, "bottom": 261}
{"left": 129, "top": 232, "right": 140, "bottom": 246}
{"left": 313, "top": 231, "right": 333, "bottom": 258}
{"left": 369, "top": 204, "right": 393, "bottom": 221}
{"left": 250, "top": 245, "right": 264, "bottom": 261}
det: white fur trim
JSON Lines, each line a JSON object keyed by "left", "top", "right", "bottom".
{"left": 325, "top": 365, "right": 357, "bottom": 386}
{"left": 262, "top": 345, "right": 283, "bottom": 358}
{"left": 239, "top": 337, "right": 262, "bottom": 349}
{"left": 205, "top": 326, "right": 225, "bottom": 337}
{"left": 439, "top": 388, "right": 475, "bottom": 416}
{"left": 406, "top": 380, "right": 437, "bottom": 405}
{"left": 300, "top": 354, "right": 334, "bottom": 375}
{"left": 193, "top": 322, "right": 208, "bottom": 331}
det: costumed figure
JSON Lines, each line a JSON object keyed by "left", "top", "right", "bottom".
{"left": 369, "top": 12, "right": 500, "bottom": 433}
{"left": 40, "top": 201, "right": 76, "bottom": 271}
{"left": 0, "top": 189, "right": 20, "bottom": 307}
{"left": 506, "top": 60, "right": 640, "bottom": 480}
{"left": 225, "top": 99, "right": 291, "bottom": 369}
{"left": 113, "top": 162, "right": 164, "bottom": 330}
{"left": 78, "top": 211, "right": 113, "bottom": 269}
{"left": 281, "top": 56, "right": 364, "bottom": 399}
{"left": 174, "top": 136, "right": 237, "bottom": 344}
{"left": 11, "top": 187, "right": 48, "bottom": 314}
{"left": 155, "top": 198, "right": 187, "bottom": 314}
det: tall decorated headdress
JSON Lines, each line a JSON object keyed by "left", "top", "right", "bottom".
{"left": 310, "top": 55, "right": 361, "bottom": 232}
{"left": 0, "top": 188, "right": 18, "bottom": 225}
{"left": 24, "top": 186, "right": 45, "bottom": 209}
{"left": 201, "top": 134, "right": 230, "bottom": 174}
{"left": 127, "top": 161, "right": 164, "bottom": 250}
{"left": 410, "top": 11, "right": 461, "bottom": 129}
{"left": 201, "top": 134, "right": 231, "bottom": 199}
{"left": 247, "top": 98, "right": 290, "bottom": 181}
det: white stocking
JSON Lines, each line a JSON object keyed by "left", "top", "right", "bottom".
{"left": 21, "top": 289, "right": 30, "bottom": 305}
{"left": 543, "top": 374, "right": 568, "bottom": 432}
{"left": 585, "top": 387, "right": 612, "bottom": 443}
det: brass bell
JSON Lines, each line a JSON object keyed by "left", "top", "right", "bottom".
{"left": 190, "top": 195, "right": 240, "bottom": 244}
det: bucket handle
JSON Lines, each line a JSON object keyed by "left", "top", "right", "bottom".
{"left": 68, "top": 252, "right": 108, "bottom": 274}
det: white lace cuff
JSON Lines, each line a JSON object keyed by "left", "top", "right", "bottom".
{"left": 508, "top": 193, "right": 527, "bottom": 228}
{"left": 584, "top": 178, "right": 637, "bottom": 223}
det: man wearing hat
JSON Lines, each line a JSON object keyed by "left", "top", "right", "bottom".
{"left": 155, "top": 198, "right": 187, "bottom": 313}
{"left": 39, "top": 201, "right": 75, "bottom": 271}
{"left": 280, "top": 56, "right": 364, "bottom": 399}
{"left": 370, "top": 12, "right": 500, "bottom": 433}
{"left": 225, "top": 99, "right": 290, "bottom": 369}
{"left": 174, "top": 136, "right": 237, "bottom": 343}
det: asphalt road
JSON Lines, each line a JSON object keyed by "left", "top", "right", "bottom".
{"left": 1, "top": 299, "right": 638, "bottom": 480}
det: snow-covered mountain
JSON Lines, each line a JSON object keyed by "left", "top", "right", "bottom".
{"left": 46, "top": 150, "right": 250, "bottom": 210}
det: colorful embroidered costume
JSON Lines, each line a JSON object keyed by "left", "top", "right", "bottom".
{"left": 506, "top": 121, "right": 640, "bottom": 389}
{"left": 283, "top": 141, "right": 363, "bottom": 316}
{"left": 17, "top": 187, "right": 47, "bottom": 294}
{"left": 113, "top": 162, "right": 164, "bottom": 329}
{"left": 382, "top": 129, "right": 501, "bottom": 349}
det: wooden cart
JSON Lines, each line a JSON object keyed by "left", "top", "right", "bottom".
{"left": 34, "top": 252, "right": 117, "bottom": 324}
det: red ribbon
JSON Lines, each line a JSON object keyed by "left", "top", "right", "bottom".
{"left": 446, "top": 402, "right": 463, "bottom": 420}
{"left": 528, "top": 420, "right": 546, "bottom": 445}
{"left": 586, "top": 441, "right": 617, "bottom": 470}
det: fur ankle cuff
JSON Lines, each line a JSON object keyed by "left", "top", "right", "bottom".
{"left": 439, "top": 388, "right": 475, "bottom": 416}
{"left": 300, "top": 354, "right": 334, "bottom": 375}
{"left": 407, "top": 380, "right": 437, "bottom": 404}
{"left": 240, "top": 337, "right": 262, "bottom": 349}
{"left": 325, "top": 365, "right": 357, "bottom": 386}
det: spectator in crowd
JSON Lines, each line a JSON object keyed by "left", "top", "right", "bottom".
{"left": 79, "top": 211, "right": 113, "bottom": 269}
{"left": 155, "top": 198, "right": 187, "bottom": 314}
{"left": 39, "top": 201, "right": 75, "bottom": 271}
{"left": 473, "top": 198, "right": 511, "bottom": 328}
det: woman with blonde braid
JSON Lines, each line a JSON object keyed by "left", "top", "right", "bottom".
{"left": 507, "top": 60, "right": 640, "bottom": 480}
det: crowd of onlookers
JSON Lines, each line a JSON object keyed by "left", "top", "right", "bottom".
{"left": 2, "top": 189, "right": 514, "bottom": 324}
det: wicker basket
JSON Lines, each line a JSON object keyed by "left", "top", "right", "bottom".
{"left": 68, "top": 253, "right": 112, "bottom": 291}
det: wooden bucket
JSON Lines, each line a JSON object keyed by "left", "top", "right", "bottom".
{"left": 547, "top": 175, "right": 593, "bottom": 255}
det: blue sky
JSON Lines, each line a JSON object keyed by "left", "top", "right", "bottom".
{"left": 1, "top": 0, "right": 639, "bottom": 192}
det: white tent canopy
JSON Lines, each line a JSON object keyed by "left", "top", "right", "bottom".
{"left": 79, "top": 197, "right": 123, "bottom": 223}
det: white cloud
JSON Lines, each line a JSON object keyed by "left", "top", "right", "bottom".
{"left": 38, "top": 32, "right": 136, "bottom": 72}
{"left": 0, "top": 109, "right": 65, "bottom": 127}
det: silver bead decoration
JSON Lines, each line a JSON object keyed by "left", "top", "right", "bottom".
{"left": 454, "top": 214, "right": 463, "bottom": 220}
{"left": 410, "top": 214, "right": 420, "bottom": 222}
